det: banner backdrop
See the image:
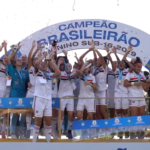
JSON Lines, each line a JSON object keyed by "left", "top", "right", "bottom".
{"left": 2, "top": 19, "right": 150, "bottom": 69}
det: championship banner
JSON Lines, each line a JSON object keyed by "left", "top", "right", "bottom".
{"left": 0, "top": 97, "right": 60, "bottom": 109}
{"left": 16, "top": 19, "right": 150, "bottom": 69}
{"left": 73, "top": 115, "right": 150, "bottom": 129}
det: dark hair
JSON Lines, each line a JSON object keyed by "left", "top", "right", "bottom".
{"left": 134, "top": 57, "right": 142, "bottom": 65}
{"left": 122, "top": 60, "right": 129, "bottom": 68}
{"left": 103, "top": 56, "right": 109, "bottom": 65}
{"left": 144, "top": 71, "right": 149, "bottom": 76}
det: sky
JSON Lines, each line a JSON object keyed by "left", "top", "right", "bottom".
{"left": 0, "top": 0, "right": 150, "bottom": 71}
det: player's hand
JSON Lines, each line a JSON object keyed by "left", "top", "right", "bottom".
{"left": 2, "top": 40, "right": 7, "bottom": 48}
{"left": 89, "top": 39, "right": 95, "bottom": 50}
{"left": 37, "top": 43, "right": 42, "bottom": 50}
{"left": 18, "top": 42, "right": 22, "bottom": 50}
{"left": 127, "top": 45, "right": 133, "bottom": 52}
{"left": 7, "top": 75, "right": 12, "bottom": 80}
{"left": 111, "top": 46, "right": 116, "bottom": 53}
{"left": 62, "top": 50, "right": 67, "bottom": 56}
{"left": 84, "top": 81, "right": 91, "bottom": 86}
{"left": 32, "top": 40, "right": 36, "bottom": 48}
{"left": 28, "top": 82, "right": 32, "bottom": 88}
{"left": 135, "top": 82, "right": 145, "bottom": 86}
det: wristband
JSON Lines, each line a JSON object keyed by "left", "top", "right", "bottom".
{"left": 131, "top": 82, "right": 134, "bottom": 86}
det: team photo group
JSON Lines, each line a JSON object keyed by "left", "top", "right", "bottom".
{"left": 0, "top": 39, "right": 150, "bottom": 142}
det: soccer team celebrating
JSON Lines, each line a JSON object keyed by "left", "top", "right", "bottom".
{"left": 0, "top": 39, "right": 150, "bottom": 142}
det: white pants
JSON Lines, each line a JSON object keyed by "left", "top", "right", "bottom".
{"left": 61, "top": 97, "right": 74, "bottom": 111}
{"left": 129, "top": 99, "right": 146, "bottom": 107}
{"left": 107, "top": 90, "right": 115, "bottom": 108}
{"left": 95, "top": 90, "right": 107, "bottom": 105}
{"left": 26, "top": 90, "right": 34, "bottom": 98}
{"left": 114, "top": 92, "right": 129, "bottom": 109}
{"left": 32, "top": 96, "right": 52, "bottom": 117}
{"left": 77, "top": 99, "right": 95, "bottom": 113}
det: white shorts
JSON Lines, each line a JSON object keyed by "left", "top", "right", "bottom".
{"left": 107, "top": 90, "right": 115, "bottom": 108}
{"left": 26, "top": 90, "right": 34, "bottom": 98}
{"left": 129, "top": 99, "right": 146, "bottom": 107}
{"left": 77, "top": 99, "right": 95, "bottom": 113}
{"left": 61, "top": 97, "right": 74, "bottom": 111}
{"left": 114, "top": 92, "right": 129, "bottom": 109}
{"left": 95, "top": 90, "right": 107, "bottom": 105}
{"left": 32, "top": 96, "right": 52, "bottom": 117}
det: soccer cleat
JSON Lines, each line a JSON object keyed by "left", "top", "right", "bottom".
{"left": 68, "top": 130, "right": 72, "bottom": 139}
{"left": 52, "top": 131, "right": 59, "bottom": 139}
{"left": 1, "top": 131, "right": 6, "bottom": 138}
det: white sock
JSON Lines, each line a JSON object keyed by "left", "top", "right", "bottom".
{"left": 52, "top": 118, "right": 57, "bottom": 133}
{"left": 26, "top": 116, "right": 32, "bottom": 130}
{"left": 33, "top": 125, "right": 40, "bottom": 142}
{"left": 68, "top": 120, "right": 72, "bottom": 130}
{"left": 45, "top": 126, "right": 51, "bottom": 142}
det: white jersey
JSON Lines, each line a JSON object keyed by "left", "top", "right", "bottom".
{"left": 114, "top": 68, "right": 128, "bottom": 93}
{"left": 125, "top": 71, "right": 146, "bottom": 100}
{"left": 0, "top": 62, "right": 7, "bottom": 92}
{"left": 93, "top": 66, "right": 107, "bottom": 91}
{"left": 28, "top": 66, "right": 35, "bottom": 92}
{"left": 58, "top": 71, "right": 74, "bottom": 98}
{"left": 107, "top": 67, "right": 115, "bottom": 91}
{"left": 34, "top": 70, "right": 53, "bottom": 100}
{"left": 79, "top": 73, "right": 96, "bottom": 99}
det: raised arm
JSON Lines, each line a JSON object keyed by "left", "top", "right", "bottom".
{"left": 27, "top": 40, "right": 37, "bottom": 70}
{"left": 2, "top": 41, "right": 8, "bottom": 56}
{"left": 34, "top": 52, "right": 47, "bottom": 69}
{"left": 95, "top": 49, "right": 106, "bottom": 69}
{"left": 79, "top": 63, "right": 86, "bottom": 77}
{"left": 107, "top": 46, "right": 116, "bottom": 71}
{"left": 122, "top": 45, "right": 133, "bottom": 61}
{"left": 50, "top": 59, "right": 61, "bottom": 78}
{"left": 74, "top": 52, "right": 80, "bottom": 63}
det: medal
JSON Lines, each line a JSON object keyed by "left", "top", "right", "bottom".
{"left": 119, "top": 80, "right": 122, "bottom": 84}
{"left": 53, "top": 78, "right": 57, "bottom": 83}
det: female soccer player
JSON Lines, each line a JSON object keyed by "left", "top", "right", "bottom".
{"left": 124, "top": 57, "right": 148, "bottom": 139}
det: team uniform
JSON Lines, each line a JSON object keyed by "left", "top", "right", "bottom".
{"left": 0, "top": 63, "right": 7, "bottom": 97}
{"left": 107, "top": 67, "right": 115, "bottom": 108}
{"left": 77, "top": 73, "right": 96, "bottom": 112}
{"left": 33, "top": 70, "right": 53, "bottom": 117}
{"left": 125, "top": 71, "right": 146, "bottom": 107}
{"left": 93, "top": 66, "right": 107, "bottom": 105}
{"left": 114, "top": 68, "right": 129, "bottom": 110}
{"left": 26, "top": 67, "right": 35, "bottom": 97}
{"left": 58, "top": 71, "right": 74, "bottom": 111}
